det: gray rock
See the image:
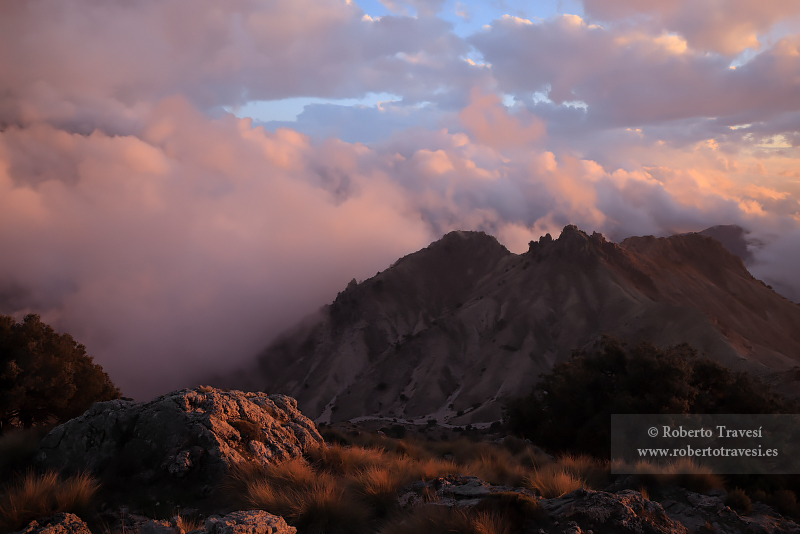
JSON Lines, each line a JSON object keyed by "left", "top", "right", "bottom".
{"left": 660, "top": 488, "right": 800, "bottom": 534}
{"left": 35, "top": 387, "right": 322, "bottom": 503}
{"left": 13, "top": 513, "right": 91, "bottom": 534}
{"left": 203, "top": 510, "right": 295, "bottom": 534}
{"left": 398, "top": 475, "right": 535, "bottom": 509}
{"left": 400, "top": 477, "right": 690, "bottom": 533}
{"left": 542, "top": 488, "right": 689, "bottom": 534}
{"left": 138, "top": 519, "right": 180, "bottom": 534}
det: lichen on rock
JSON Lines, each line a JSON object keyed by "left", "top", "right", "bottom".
{"left": 35, "top": 387, "right": 322, "bottom": 504}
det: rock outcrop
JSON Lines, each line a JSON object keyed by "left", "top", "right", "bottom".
{"left": 35, "top": 387, "right": 322, "bottom": 506}
{"left": 398, "top": 475, "right": 800, "bottom": 534}
{"left": 541, "top": 488, "right": 689, "bottom": 534}
{"left": 204, "top": 510, "right": 296, "bottom": 534}
{"left": 12, "top": 513, "right": 92, "bottom": 534}
{"left": 15, "top": 511, "right": 296, "bottom": 534}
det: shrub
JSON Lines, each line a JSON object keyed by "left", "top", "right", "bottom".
{"left": 0, "top": 471, "right": 98, "bottom": 532}
{"left": 769, "top": 490, "right": 799, "bottom": 518}
{"left": 505, "top": 336, "right": 796, "bottom": 457}
{"left": 725, "top": 488, "right": 752, "bottom": 515}
{"left": 0, "top": 315, "right": 120, "bottom": 433}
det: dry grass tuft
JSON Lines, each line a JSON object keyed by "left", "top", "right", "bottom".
{"left": 472, "top": 491, "right": 547, "bottom": 524}
{"left": 556, "top": 455, "right": 609, "bottom": 490}
{"left": 226, "top": 457, "right": 319, "bottom": 497}
{"left": 0, "top": 471, "right": 98, "bottom": 532}
{"left": 347, "top": 466, "right": 405, "bottom": 518}
{"left": 398, "top": 456, "right": 460, "bottom": 482}
{"left": 379, "top": 504, "right": 512, "bottom": 534}
{"left": 610, "top": 458, "right": 724, "bottom": 494}
{"left": 464, "top": 452, "right": 528, "bottom": 487}
{"left": 524, "top": 464, "right": 585, "bottom": 498}
{"left": 725, "top": 487, "right": 752, "bottom": 515}
{"left": 306, "top": 444, "right": 386, "bottom": 476}
{"left": 235, "top": 471, "right": 371, "bottom": 534}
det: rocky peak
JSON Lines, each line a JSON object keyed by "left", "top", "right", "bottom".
{"left": 527, "top": 225, "right": 614, "bottom": 263}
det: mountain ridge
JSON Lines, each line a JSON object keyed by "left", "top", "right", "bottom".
{"left": 225, "top": 225, "right": 800, "bottom": 425}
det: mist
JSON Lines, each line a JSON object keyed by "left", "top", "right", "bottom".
{"left": 1, "top": 0, "right": 798, "bottom": 399}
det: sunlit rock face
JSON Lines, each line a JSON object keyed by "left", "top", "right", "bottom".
{"left": 234, "top": 226, "right": 800, "bottom": 426}
{"left": 35, "top": 387, "right": 322, "bottom": 505}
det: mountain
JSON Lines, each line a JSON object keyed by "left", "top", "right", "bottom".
{"left": 698, "top": 224, "right": 755, "bottom": 264}
{"left": 228, "top": 226, "right": 800, "bottom": 425}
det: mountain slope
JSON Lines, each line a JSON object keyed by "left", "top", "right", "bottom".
{"left": 236, "top": 226, "right": 800, "bottom": 425}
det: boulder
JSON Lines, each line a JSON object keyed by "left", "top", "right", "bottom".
{"left": 35, "top": 387, "right": 322, "bottom": 505}
{"left": 12, "top": 513, "right": 91, "bottom": 534}
{"left": 542, "top": 488, "right": 689, "bottom": 534}
{"left": 204, "top": 510, "right": 296, "bottom": 534}
{"left": 122, "top": 511, "right": 295, "bottom": 534}
{"left": 399, "top": 476, "right": 800, "bottom": 534}
{"left": 400, "top": 477, "right": 687, "bottom": 533}
{"left": 398, "top": 475, "right": 535, "bottom": 509}
{"left": 659, "top": 488, "right": 800, "bottom": 534}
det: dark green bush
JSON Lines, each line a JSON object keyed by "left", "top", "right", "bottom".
{"left": 505, "top": 336, "right": 796, "bottom": 457}
{"left": 0, "top": 314, "right": 120, "bottom": 433}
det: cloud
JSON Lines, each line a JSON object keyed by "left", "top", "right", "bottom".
{"left": 470, "top": 15, "right": 800, "bottom": 129}
{"left": 1, "top": 0, "right": 799, "bottom": 400}
{"left": 0, "top": 97, "right": 433, "bottom": 398}
{"left": 581, "top": 0, "right": 800, "bottom": 55}
{"left": 260, "top": 100, "right": 444, "bottom": 143}
{"left": 0, "top": 0, "right": 473, "bottom": 127}
{"left": 458, "top": 88, "right": 546, "bottom": 148}
{"left": 379, "top": 0, "right": 447, "bottom": 17}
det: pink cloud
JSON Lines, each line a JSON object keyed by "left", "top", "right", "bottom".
{"left": 1, "top": 0, "right": 799, "bottom": 400}
{"left": 582, "top": 0, "right": 800, "bottom": 55}
{"left": 458, "top": 89, "right": 546, "bottom": 149}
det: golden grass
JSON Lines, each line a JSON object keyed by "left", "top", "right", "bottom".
{"left": 556, "top": 454, "right": 609, "bottom": 490}
{"left": 472, "top": 491, "right": 547, "bottom": 524}
{"left": 172, "top": 513, "right": 204, "bottom": 533}
{"left": 524, "top": 464, "right": 585, "bottom": 498}
{"left": 463, "top": 452, "right": 528, "bottom": 487}
{"left": 725, "top": 487, "right": 752, "bottom": 515}
{"left": 379, "top": 504, "right": 512, "bottom": 534}
{"left": 346, "top": 466, "right": 405, "bottom": 518}
{"left": 306, "top": 443, "right": 387, "bottom": 475}
{"left": 609, "top": 458, "right": 724, "bottom": 494}
{"left": 0, "top": 471, "right": 98, "bottom": 532}
{"left": 246, "top": 479, "right": 371, "bottom": 534}
{"left": 395, "top": 456, "right": 460, "bottom": 481}
{"left": 224, "top": 433, "right": 735, "bottom": 534}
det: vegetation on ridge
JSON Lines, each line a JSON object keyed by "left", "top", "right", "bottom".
{"left": 505, "top": 335, "right": 798, "bottom": 458}
{"left": 0, "top": 314, "right": 120, "bottom": 434}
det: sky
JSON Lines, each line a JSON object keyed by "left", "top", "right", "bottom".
{"left": 1, "top": 0, "right": 799, "bottom": 399}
